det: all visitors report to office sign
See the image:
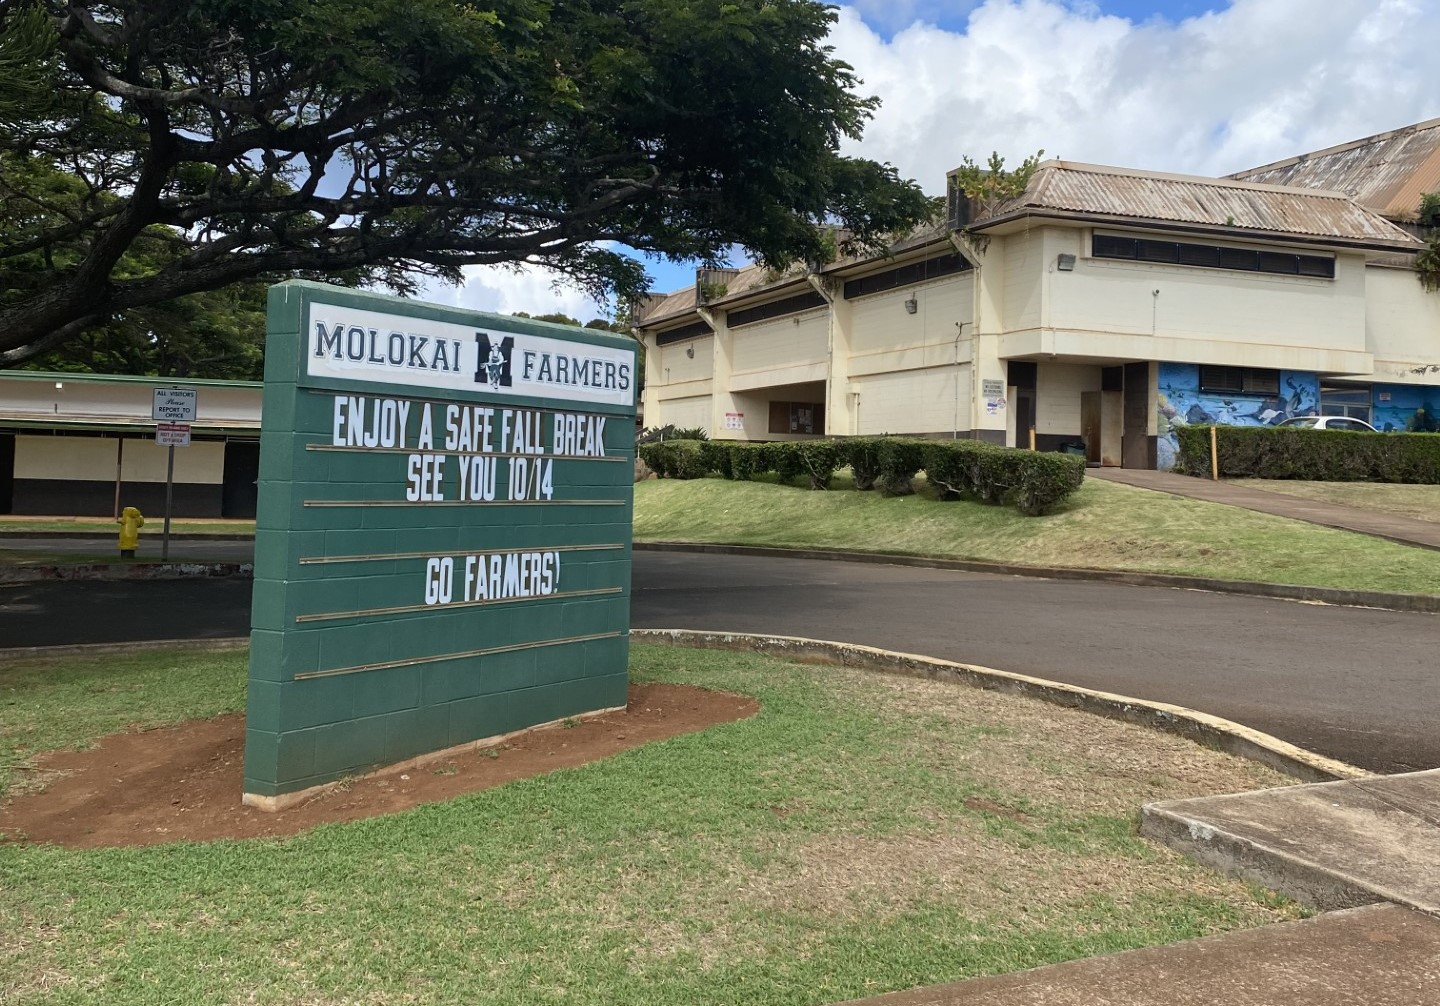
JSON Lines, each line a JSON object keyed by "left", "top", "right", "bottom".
{"left": 244, "top": 281, "right": 637, "bottom": 808}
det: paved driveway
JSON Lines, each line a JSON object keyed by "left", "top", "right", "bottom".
{"left": 3, "top": 551, "right": 1434, "bottom": 773}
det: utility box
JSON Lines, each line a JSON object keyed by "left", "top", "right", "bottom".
{"left": 243, "top": 281, "right": 637, "bottom": 808}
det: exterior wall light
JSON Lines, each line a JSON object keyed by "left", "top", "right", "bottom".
{"left": 904, "top": 297, "right": 918, "bottom": 314}
{"left": 1056, "top": 254, "right": 1076, "bottom": 271}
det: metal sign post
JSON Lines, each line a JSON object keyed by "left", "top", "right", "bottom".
{"left": 152, "top": 388, "right": 197, "bottom": 562}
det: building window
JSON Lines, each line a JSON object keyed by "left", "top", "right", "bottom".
{"left": 727, "top": 291, "right": 827, "bottom": 328}
{"left": 1199, "top": 366, "right": 1280, "bottom": 395}
{"left": 1093, "top": 235, "right": 1335, "bottom": 280}
{"left": 768, "top": 400, "right": 825, "bottom": 435}
{"left": 1320, "top": 384, "right": 1372, "bottom": 422}
{"left": 842, "top": 254, "right": 970, "bottom": 300}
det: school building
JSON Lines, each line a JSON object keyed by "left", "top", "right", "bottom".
{"left": 634, "top": 118, "right": 1440, "bottom": 469}
{"left": 0, "top": 371, "right": 262, "bottom": 517}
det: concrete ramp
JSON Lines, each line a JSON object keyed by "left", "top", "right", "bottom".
{"left": 1141, "top": 769, "right": 1440, "bottom": 915}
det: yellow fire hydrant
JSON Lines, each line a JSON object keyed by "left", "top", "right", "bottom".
{"left": 117, "top": 506, "right": 145, "bottom": 558}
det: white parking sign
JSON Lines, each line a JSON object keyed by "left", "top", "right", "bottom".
{"left": 152, "top": 387, "right": 197, "bottom": 423}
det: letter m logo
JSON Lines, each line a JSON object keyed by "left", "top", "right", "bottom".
{"left": 474, "top": 333, "right": 514, "bottom": 388}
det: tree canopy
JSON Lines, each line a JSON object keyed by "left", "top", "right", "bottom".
{"left": 1417, "top": 193, "right": 1440, "bottom": 294}
{"left": 0, "top": 0, "right": 934, "bottom": 367}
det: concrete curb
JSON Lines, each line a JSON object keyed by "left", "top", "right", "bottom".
{"left": 1138, "top": 801, "right": 1412, "bottom": 914}
{"left": 6, "top": 628, "right": 1361, "bottom": 784}
{"left": 0, "top": 562, "right": 252, "bottom": 583}
{"left": 634, "top": 541, "right": 1440, "bottom": 614}
{"left": 631, "top": 628, "right": 1369, "bottom": 784}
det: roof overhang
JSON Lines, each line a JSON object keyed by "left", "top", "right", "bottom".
{"left": 969, "top": 208, "right": 1424, "bottom": 256}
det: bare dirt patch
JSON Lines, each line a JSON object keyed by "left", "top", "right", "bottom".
{"left": 0, "top": 682, "right": 756, "bottom": 849}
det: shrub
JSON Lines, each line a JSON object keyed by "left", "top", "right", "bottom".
{"left": 793, "top": 439, "right": 842, "bottom": 489}
{"left": 700, "top": 440, "right": 733, "bottom": 479}
{"left": 1009, "top": 451, "right": 1086, "bottom": 515}
{"left": 671, "top": 426, "right": 709, "bottom": 441}
{"left": 840, "top": 436, "right": 886, "bottom": 491}
{"left": 760, "top": 442, "right": 807, "bottom": 485}
{"left": 636, "top": 439, "right": 710, "bottom": 479}
{"left": 877, "top": 438, "right": 927, "bottom": 496}
{"left": 969, "top": 447, "right": 1016, "bottom": 504}
{"left": 918, "top": 439, "right": 1084, "bottom": 513}
{"left": 727, "top": 441, "right": 769, "bottom": 481}
{"left": 919, "top": 440, "right": 984, "bottom": 500}
{"left": 1175, "top": 425, "right": 1440, "bottom": 483}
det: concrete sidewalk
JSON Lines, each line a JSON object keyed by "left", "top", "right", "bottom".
{"left": 834, "top": 904, "right": 1439, "bottom": 1005}
{"left": 1090, "top": 468, "right": 1440, "bottom": 552}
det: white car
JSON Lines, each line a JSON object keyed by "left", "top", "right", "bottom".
{"left": 1276, "top": 416, "right": 1377, "bottom": 432}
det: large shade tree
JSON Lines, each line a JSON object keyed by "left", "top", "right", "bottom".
{"left": 0, "top": 0, "right": 934, "bottom": 367}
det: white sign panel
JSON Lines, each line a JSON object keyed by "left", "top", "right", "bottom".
{"left": 724, "top": 411, "right": 744, "bottom": 431}
{"left": 156, "top": 422, "right": 192, "bottom": 447}
{"left": 305, "top": 304, "right": 635, "bottom": 407}
{"left": 152, "top": 387, "right": 198, "bottom": 423}
{"left": 981, "top": 379, "right": 1005, "bottom": 398}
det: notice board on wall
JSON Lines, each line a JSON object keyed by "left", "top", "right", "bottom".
{"left": 243, "top": 281, "right": 637, "bottom": 807}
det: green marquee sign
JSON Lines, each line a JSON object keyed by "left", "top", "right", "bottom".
{"left": 243, "top": 281, "right": 637, "bottom": 808}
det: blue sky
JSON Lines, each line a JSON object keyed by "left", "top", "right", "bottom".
{"left": 439, "top": 0, "right": 1440, "bottom": 321}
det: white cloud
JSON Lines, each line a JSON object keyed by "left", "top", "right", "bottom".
{"left": 421, "top": 263, "right": 612, "bottom": 324}
{"left": 417, "top": 0, "right": 1440, "bottom": 310}
{"left": 834, "top": 0, "right": 1440, "bottom": 191}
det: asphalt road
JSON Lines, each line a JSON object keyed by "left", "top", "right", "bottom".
{"left": 2, "top": 550, "right": 1435, "bottom": 774}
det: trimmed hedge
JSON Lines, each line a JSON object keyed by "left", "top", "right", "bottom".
{"left": 638, "top": 435, "right": 1087, "bottom": 515}
{"left": 918, "top": 439, "right": 1086, "bottom": 514}
{"left": 636, "top": 439, "right": 709, "bottom": 480}
{"left": 1175, "top": 425, "right": 1440, "bottom": 483}
{"left": 840, "top": 436, "right": 886, "bottom": 491}
{"left": 876, "top": 438, "right": 927, "bottom": 496}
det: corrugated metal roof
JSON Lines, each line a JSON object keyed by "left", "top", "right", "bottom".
{"left": 1230, "top": 118, "right": 1440, "bottom": 222}
{"left": 635, "top": 222, "right": 954, "bottom": 327}
{"left": 634, "top": 261, "right": 792, "bottom": 326}
{"left": 979, "top": 161, "right": 1422, "bottom": 249}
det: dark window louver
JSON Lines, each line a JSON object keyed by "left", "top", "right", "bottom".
{"left": 654, "top": 321, "right": 713, "bottom": 346}
{"left": 1093, "top": 234, "right": 1334, "bottom": 279}
{"left": 726, "top": 291, "right": 828, "bottom": 328}
{"left": 842, "top": 254, "right": 971, "bottom": 300}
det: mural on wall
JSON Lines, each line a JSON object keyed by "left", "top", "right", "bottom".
{"left": 1155, "top": 364, "right": 1320, "bottom": 469}
{"left": 1372, "top": 384, "right": 1440, "bottom": 433}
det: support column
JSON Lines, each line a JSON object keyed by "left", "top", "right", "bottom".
{"left": 704, "top": 308, "right": 746, "bottom": 440}
{"left": 968, "top": 245, "right": 1008, "bottom": 445}
{"left": 641, "top": 333, "right": 663, "bottom": 430}
{"left": 810, "top": 275, "right": 856, "bottom": 436}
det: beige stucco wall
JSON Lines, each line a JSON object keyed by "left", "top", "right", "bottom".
{"left": 655, "top": 394, "right": 711, "bottom": 432}
{"left": 15, "top": 435, "right": 225, "bottom": 483}
{"left": 848, "top": 278, "right": 974, "bottom": 358}
{"left": 1029, "top": 228, "right": 1370, "bottom": 363}
{"left": 1000, "top": 230, "right": 1044, "bottom": 333}
{"left": 657, "top": 336, "right": 713, "bottom": 385}
{"left": 0, "top": 378, "right": 261, "bottom": 427}
{"left": 851, "top": 365, "right": 970, "bottom": 435}
{"left": 729, "top": 309, "right": 828, "bottom": 380}
{"left": 1363, "top": 265, "right": 1440, "bottom": 385}
{"left": 1035, "top": 363, "right": 1102, "bottom": 435}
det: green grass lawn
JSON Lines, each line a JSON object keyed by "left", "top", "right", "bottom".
{"left": 0, "top": 549, "right": 245, "bottom": 567}
{"left": 0, "top": 517, "right": 255, "bottom": 535}
{"left": 1, "top": 644, "right": 1299, "bottom": 1005}
{"left": 634, "top": 474, "right": 1440, "bottom": 595}
{"left": 1233, "top": 479, "right": 1440, "bottom": 524}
